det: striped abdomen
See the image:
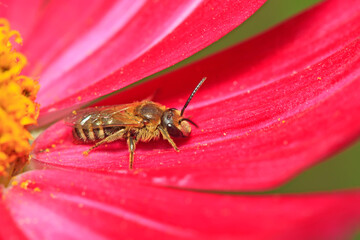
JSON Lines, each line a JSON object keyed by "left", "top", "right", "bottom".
{"left": 72, "top": 125, "right": 123, "bottom": 142}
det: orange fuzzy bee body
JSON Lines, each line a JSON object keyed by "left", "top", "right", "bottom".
{"left": 65, "top": 78, "right": 206, "bottom": 169}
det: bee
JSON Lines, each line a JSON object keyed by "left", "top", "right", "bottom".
{"left": 65, "top": 77, "right": 206, "bottom": 169}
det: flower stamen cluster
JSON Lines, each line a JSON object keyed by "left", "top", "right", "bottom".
{"left": 0, "top": 19, "right": 39, "bottom": 182}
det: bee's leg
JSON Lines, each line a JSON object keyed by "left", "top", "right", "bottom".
{"left": 158, "top": 126, "right": 179, "bottom": 152}
{"left": 127, "top": 136, "right": 136, "bottom": 169}
{"left": 83, "top": 129, "right": 125, "bottom": 155}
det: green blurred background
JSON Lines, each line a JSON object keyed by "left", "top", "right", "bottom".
{"left": 222, "top": 0, "right": 360, "bottom": 194}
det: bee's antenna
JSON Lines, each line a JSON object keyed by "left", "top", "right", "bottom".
{"left": 179, "top": 118, "right": 199, "bottom": 128}
{"left": 180, "top": 77, "right": 207, "bottom": 116}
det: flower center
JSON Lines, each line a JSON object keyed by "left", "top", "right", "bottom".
{"left": 0, "top": 19, "right": 39, "bottom": 185}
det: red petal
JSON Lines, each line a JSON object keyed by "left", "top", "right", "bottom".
{"left": 32, "top": 0, "right": 360, "bottom": 190}
{"left": 19, "top": 0, "right": 266, "bottom": 123}
{"left": 0, "top": 0, "right": 43, "bottom": 41}
{"left": 0, "top": 188, "right": 27, "bottom": 239}
{"left": 21, "top": 0, "right": 118, "bottom": 74}
{"left": 4, "top": 170, "right": 360, "bottom": 239}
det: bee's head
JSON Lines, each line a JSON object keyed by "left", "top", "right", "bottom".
{"left": 161, "top": 77, "right": 206, "bottom": 137}
{"left": 161, "top": 108, "right": 194, "bottom": 137}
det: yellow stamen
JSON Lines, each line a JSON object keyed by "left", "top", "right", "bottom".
{"left": 0, "top": 19, "right": 39, "bottom": 184}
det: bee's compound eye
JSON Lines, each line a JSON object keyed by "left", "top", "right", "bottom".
{"left": 162, "top": 110, "right": 174, "bottom": 128}
{"left": 162, "top": 110, "right": 183, "bottom": 137}
{"left": 167, "top": 124, "right": 183, "bottom": 137}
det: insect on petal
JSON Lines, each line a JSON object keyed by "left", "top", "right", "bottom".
{"left": 9, "top": 0, "right": 267, "bottom": 125}
{"left": 32, "top": 0, "right": 360, "bottom": 191}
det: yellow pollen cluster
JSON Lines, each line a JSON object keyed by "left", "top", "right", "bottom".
{"left": 0, "top": 19, "right": 39, "bottom": 180}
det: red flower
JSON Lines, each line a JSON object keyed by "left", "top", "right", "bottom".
{"left": 1, "top": 0, "right": 360, "bottom": 239}
{"left": 3, "top": 170, "right": 360, "bottom": 239}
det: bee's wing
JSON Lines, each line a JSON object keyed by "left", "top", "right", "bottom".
{"left": 64, "top": 104, "right": 142, "bottom": 128}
